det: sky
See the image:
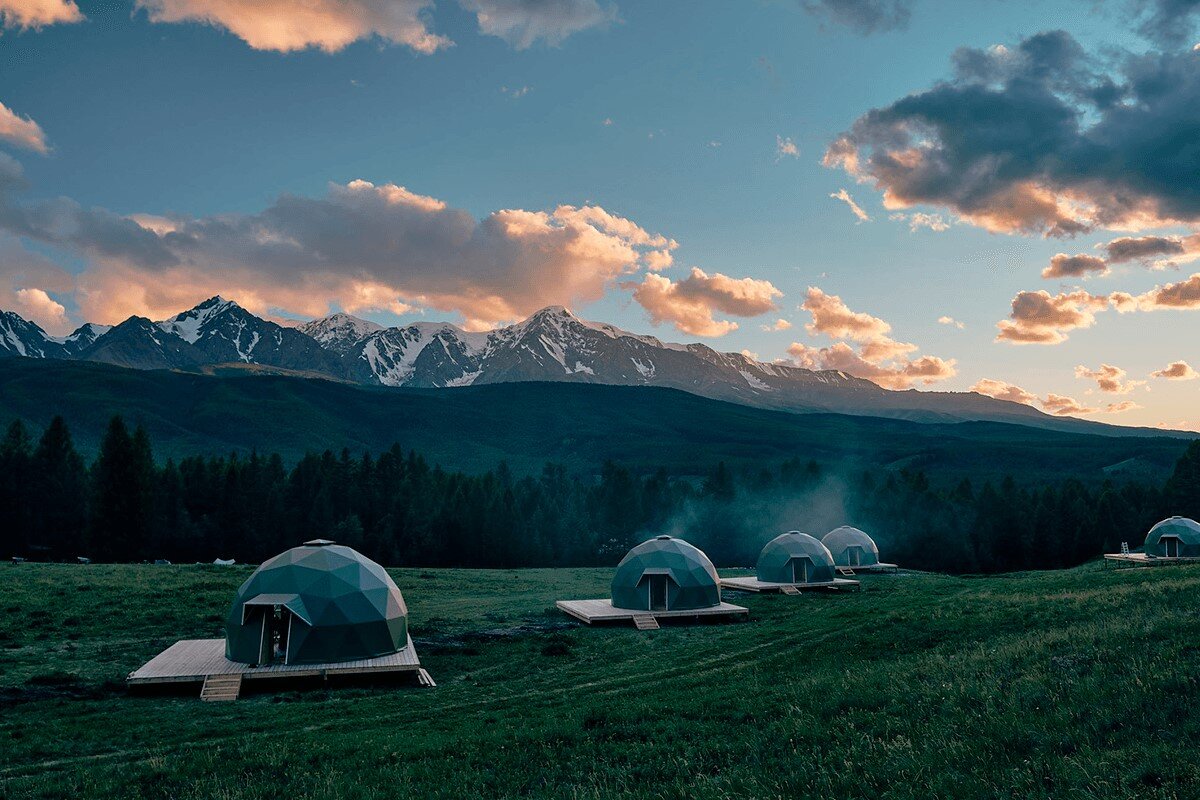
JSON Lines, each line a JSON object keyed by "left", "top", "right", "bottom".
{"left": 0, "top": 0, "right": 1198, "bottom": 429}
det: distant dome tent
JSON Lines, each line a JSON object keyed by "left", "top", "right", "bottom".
{"left": 756, "top": 531, "right": 837, "bottom": 585}
{"left": 557, "top": 535, "right": 748, "bottom": 626}
{"left": 1144, "top": 517, "right": 1200, "bottom": 559}
{"left": 822, "top": 526, "right": 898, "bottom": 571}
{"left": 225, "top": 540, "right": 408, "bottom": 665}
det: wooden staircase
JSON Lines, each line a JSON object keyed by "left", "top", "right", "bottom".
{"left": 200, "top": 673, "right": 242, "bottom": 702}
{"left": 417, "top": 668, "right": 437, "bottom": 688}
{"left": 836, "top": 567, "right": 857, "bottom": 577}
{"left": 780, "top": 585, "right": 801, "bottom": 596}
{"left": 633, "top": 614, "right": 660, "bottom": 631}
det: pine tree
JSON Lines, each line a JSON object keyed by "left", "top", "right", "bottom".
{"left": 30, "top": 416, "right": 88, "bottom": 558}
{"left": 90, "top": 417, "right": 156, "bottom": 560}
{"left": 0, "top": 420, "right": 33, "bottom": 558}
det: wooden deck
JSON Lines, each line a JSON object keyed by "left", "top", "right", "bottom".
{"left": 718, "top": 576, "right": 860, "bottom": 593}
{"left": 846, "top": 562, "right": 899, "bottom": 573}
{"left": 1104, "top": 553, "right": 1200, "bottom": 567}
{"left": 556, "top": 598, "right": 748, "bottom": 626}
{"left": 127, "top": 636, "right": 422, "bottom": 686}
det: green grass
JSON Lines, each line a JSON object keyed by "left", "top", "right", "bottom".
{"left": 3, "top": 562, "right": 1200, "bottom": 798}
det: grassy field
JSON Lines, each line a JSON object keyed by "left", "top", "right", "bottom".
{"left": 3, "top": 562, "right": 1200, "bottom": 799}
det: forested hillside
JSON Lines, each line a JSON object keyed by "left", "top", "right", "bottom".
{"left": 4, "top": 415, "right": 1198, "bottom": 574}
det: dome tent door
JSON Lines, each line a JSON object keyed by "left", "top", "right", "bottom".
{"left": 239, "top": 593, "right": 312, "bottom": 665}
{"left": 1163, "top": 535, "right": 1182, "bottom": 557}
{"left": 846, "top": 546, "right": 864, "bottom": 567}
{"left": 789, "top": 557, "right": 813, "bottom": 584}
{"left": 638, "top": 569, "right": 676, "bottom": 611}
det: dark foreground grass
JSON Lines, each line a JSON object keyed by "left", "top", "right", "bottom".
{"left": 2, "top": 561, "right": 1199, "bottom": 799}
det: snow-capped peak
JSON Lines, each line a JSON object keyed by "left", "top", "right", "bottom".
{"left": 157, "top": 296, "right": 243, "bottom": 343}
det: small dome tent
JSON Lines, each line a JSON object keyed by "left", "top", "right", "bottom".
{"left": 756, "top": 531, "right": 836, "bottom": 584}
{"left": 610, "top": 536, "right": 721, "bottom": 612}
{"left": 1144, "top": 517, "right": 1200, "bottom": 558}
{"left": 822, "top": 526, "right": 882, "bottom": 568}
{"left": 224, "top": 540, "right": 408, "bottom": 666}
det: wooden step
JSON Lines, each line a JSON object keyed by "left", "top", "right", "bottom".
{"left": 417, "top": 668, "right": 437, "bottom": 688}
{"left": 633, "top": 614, "right": 660, "bottom": 631}
{"left": 780, "top": 585, "right": 801, "bottom": 595}
{"left": 200, "top": 673, "right": 242, "bottom": 702}
{"left": 837, "top": 567, "right": 857, "bottom": 577}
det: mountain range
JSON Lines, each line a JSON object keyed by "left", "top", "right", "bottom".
{"left": 0, "top": 296, "right": 1177, "bottom": 436}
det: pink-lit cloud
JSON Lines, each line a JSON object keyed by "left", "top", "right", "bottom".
{"left": 995, "top": 290, "right": 1110, "bottom": 345}
{"left": 1042, "top": 253, "right": 1108, "bottom": 279}
{"left": 627, "top": 267, "right": 782, "bottom": 337}
{"left": 1074, "top": 363, "right": 1144, "bottom": 394}
{"left": 830, "top": 188, "right": 871, "bottom": 223}
{"left": 0, "top": 0, "right": 82, "bottom": 28}
{"left": 1151, "top": 360, "right": 1199, "bottom": 380}
{"left": 0, "top": 101, "right": 48, "bottom": 154}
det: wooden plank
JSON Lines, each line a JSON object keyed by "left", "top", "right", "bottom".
{"left": 556, "top": 598, "right": 748, "bottom": 624}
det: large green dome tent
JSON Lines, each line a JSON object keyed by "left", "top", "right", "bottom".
{"left": 1144, "top": 517, "right": 1200, "bottom": 558}
{"left": 756, "top": 531, "right": 836, "bottom": 584}
{"left": 610, "top": 535, "right": 722, "bottom": 611}
{"left": 822, "top": 526, "right": 882, "bottom": 568}
{"left": 224, "top": 540, "right": 408, "bottom": 666}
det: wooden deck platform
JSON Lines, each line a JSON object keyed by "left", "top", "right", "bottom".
{"left": 1104, "top": 553, "right": 1200, "bottom": 567}
{"left": 718, "top": 576, "right": 860, "bottom": 593}
{"left": 127, "top": 636, "right": 424, "bottom": 688}
{"left": 556, "top": 598, "right": 748, "bottom": 626}
{"left": 847, "top": 562, "right": 899, "bottom": 573}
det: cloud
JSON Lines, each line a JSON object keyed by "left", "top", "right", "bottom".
{"left": 1129, "top": 272, "right": 1200, "bottom": 310}
{"left": 761, "top": 318, "right": 792, "bottom": 332}
{"left": 459, "top": 0, "right": 615, "bottom": 49}
{"left": 13, "top": 287, "right": 68, "bottom": 334}
{"left": 133, "top": 0, "right": 450, "bottom": 54}
{"left": 789, "top": 287, "right": 955, "bottom": 388}
{"left": 1042, "top": 253, "right": 1108, "bottom": 279}
{"left": 824, "top": 30, "right": 1200, "bottom": 235}
{"left": 1151, "top": 360, "right": 1199, "bottom": 380}
{"left": 995, "top": 289, "right": 1109, "bottom": 345}
{"left": 627, "top": 268, "right": 782, "bottom": 337}
{"left": 776, "top": 135, "right": 799, "bottom": 159}
{"left": 799, "top": 0, "right": 912, "bottom": 35}
{"left": 0, "top": 171, "right": 677, "bottom": 330}
{"left": 0, "top": 0, "right": 82, "bottom": 28}
{"left": 1042, "top": 394, "right": 1096, "bottom": 416}
{"left": 830, "top": 188, "right": 871, "bottom": 223}
{"left": 0, "top": 101, "right": 49, "bottom": 154}
{"left": 1135, "top": 0, "right": 1200, "bottom": 47}
{"left": 937, "top": 315, "right": 965, "bottom": 329}
{"left": 972, "top": 376, "right": 1142, "bottom": 417}
{"left": 1074, "top": 363, "right": 1144, "bottom": 394}
{"left": 1103, "top": 233, "right": 1200, "bottom": 269}
{"left": 889, "top": 212, "right": 950, "bottom": 232}
{"left": 969, "top": 378, "right": 1038, "bottom": 406}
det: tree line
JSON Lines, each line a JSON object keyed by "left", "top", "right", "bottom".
{"left": 2, "top": 415, "right": 1198, "bottom": 573}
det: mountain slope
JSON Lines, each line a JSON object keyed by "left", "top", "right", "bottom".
{"left": 0, "top": 358, "right": 1188, "bottom": 484}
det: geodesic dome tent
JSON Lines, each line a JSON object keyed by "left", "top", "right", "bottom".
{"left": 610, "top": 536, "right": 722, "bottom": 612}
{"left": 1144, "top": 517, "right": 1200, "bottom": 558}
{"left": 756, "top": 531, "right": 836, "bottom": 584}
{"left": 822, "top": 526, "right": 882, "bottom": 568}
{"left": 224, "top": 540, "right": 408, "bottom": 666}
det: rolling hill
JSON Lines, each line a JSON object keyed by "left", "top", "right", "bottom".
{"left": 0, "top": 358, "right": 1189, "bottom": 484}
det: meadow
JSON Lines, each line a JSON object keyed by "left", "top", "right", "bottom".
{"left": 2, "top": 561, "right": 1200, "bottom": 799}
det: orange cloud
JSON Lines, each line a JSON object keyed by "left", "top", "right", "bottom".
{"left": 1074, "top": 363, "right": 1143, "bottom": 394}
{"left": 972, "top": 377, "right": 1140, "bottom": 418}
{"left": 0, "top": 0, "right": 82, "bottom": 28}
{"left": 995, "top": 290, "right": 1110, "bottom": 345}
{"left": 1042, "top": 394, "right": 1096, "bottom": 416}
{"left": 134, "top": 0, "right": 450, "bottom": 54}
{"left": 1151, "top": 360, "right": 1199, "bottom": 380}
{"left": 802, "top": 287, "right": 891, "bottom": 341}
{"left": 830, "top": 188, "right": 871, "bottom": 223}
{"left": 12, "top": 287, "right": 68, "bottom": 334}
{"left": 968, "top": 378, "right": 1038, "bottom": 406}
{"left": 628, "top": 268, "right": 782, "bottom": 337}
{"left": 1042, "top": 253, "right": 1108, "bottom": 279}
{"left": 788, "top": 341, "right": 955, "bottom": 390}
{"left": 0, "top": 100, "right": 48, "bottom": 154}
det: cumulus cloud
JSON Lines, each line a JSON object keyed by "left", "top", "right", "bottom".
{"left": 937, "top": 315, "right": 965, "bottom": 329}
{"left": 1074, "top": 363, "right": 1144, "bottom": 394}
{"left": 1103, "top": 233, "right": 1200, "bottom": 269}
{"left": 776, "top": 135, "right": 799, "bottom": 159}
{"left": 459, "top": 0, "right": 615, "bottom": 49}
{"left": 0, "top": 0, "right": 82, "bottom": 28}
{"left": 0, "top": 101, "right": 49, "bottom": 154}
{"left": 0, "top": 170, "right": 678, "bottom": 330}
{"left": 1042, "top": 253, "right": 1108, "bottom": 279}
{"left": 789, "top": 287, "right": 955, "bottom": 388}
{"left": 627, "top": 267, "right": 782, "bottom": 337}
{"left": 1126, "top": 272, "right": 1200, "bottom": 310}
{"left": 995, "top": 289, "right": 1109, "bottom": 345}
{"left": 799, "top": 0, "right": 912, "bottom": 35}
{"left": 761, "top": 318, "right": 792, "bottom": 331}
{"left": 1041, "top": 394, "right": 1096, "bottom": 416}
{"left": 968, "top": 378, "right": 1038, "bottom": 406}
{"left": 133, "top": 0, "right": 450, "bottom": 54}
{"left": 1134, "top": 0, "right": 1200, "bottom": 47}
{"left": 889, "top": 212, "right": 950, "bottom": 232}
{"left": 1104, "top": 400, "right": 1142, "bottom": 414}
{"left": 830, "top": 188, "right": 871, "bottom": 223}
{"left": 1151, "top": 360, "right": 1199, "bottom": 380}
{"left": 824, "top": 30, "right": 1200, "bottom": 236}
{"left": 13, "top": 287, "right": 68, "bottom": 334}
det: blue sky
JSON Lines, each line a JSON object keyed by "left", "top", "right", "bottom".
{"left": 1, "top": 0, "right": 1198, "bottom": 428}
